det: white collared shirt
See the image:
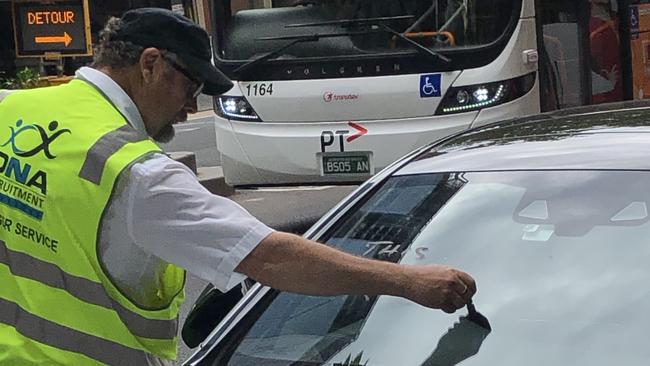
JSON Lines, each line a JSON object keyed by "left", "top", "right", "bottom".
{"left": 76, "top": 67, "right": 273, "bottom": 293}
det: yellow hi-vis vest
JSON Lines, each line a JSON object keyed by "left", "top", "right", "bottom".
{"left": 0, "top": 80, "right": 185, "bottom": 365}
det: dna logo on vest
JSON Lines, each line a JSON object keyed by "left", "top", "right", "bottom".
{"left": 2, "top": 119, "right": 70, "bottom": 159}
{"left": 0, "top": 119, "right": 71, "bottom": 197}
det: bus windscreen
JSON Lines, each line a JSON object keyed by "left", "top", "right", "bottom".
{"left": 214, "top": 0, "right": 518, "bottom": 61}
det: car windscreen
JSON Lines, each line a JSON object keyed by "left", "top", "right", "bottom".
{"left": 210, "top": 170, "right": 650, "bottom": 366}
{"left": 213, "top": 0, "right": 519, "bottom": 61}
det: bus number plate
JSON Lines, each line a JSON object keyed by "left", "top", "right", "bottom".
{"left": 245, "top": 83, "right": 273, "bottom": 97}
{"left": 319, "top": 152, "right": 373, "bottom": 176}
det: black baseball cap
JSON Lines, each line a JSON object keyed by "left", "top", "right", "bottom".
{"left": 114, "top": 7, "right": 233, "bottom": 95}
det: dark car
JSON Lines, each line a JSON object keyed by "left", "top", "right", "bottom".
{"left": 183, "top": 101, "right": 650, "bottom": 366}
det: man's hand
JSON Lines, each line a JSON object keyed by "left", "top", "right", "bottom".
{"left": 402, "top": 265, "right": 476, "bottom": 313}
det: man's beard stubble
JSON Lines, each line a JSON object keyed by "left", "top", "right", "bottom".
{"left": 153, "top": 123, "right": 175, "bottom": 143}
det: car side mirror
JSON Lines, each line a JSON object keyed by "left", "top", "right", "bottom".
{"left": 181, "top": 282, "right": 246, "bottom": 348}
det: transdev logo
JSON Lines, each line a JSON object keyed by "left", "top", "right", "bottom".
{"left": 323, "top": 91, "right": 359, "bottom": 103}
{"left": 419, "top": 74, "right": 442, "bottom": 98}
{"left": 2, "top": 119, "right": 70, "bottom": 159}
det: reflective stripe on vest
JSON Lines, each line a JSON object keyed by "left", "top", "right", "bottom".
{"left": 79, "top": 125, "right": 149, "bottom": 185}
{"left": 0, "top": 298, "right": 150, "bottom": 365}
{"left": 0, "top": 240, "right": 177, "bottom": 339}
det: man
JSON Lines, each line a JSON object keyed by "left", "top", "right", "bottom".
{"left": 0, "top": 8, "right": 476, "bottom": 366}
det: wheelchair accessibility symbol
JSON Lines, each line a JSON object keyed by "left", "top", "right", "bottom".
{"left": 419, "top": 74, "right": 442, "bottom": 98}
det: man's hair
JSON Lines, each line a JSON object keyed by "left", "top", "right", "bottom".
{"left": 91, "top": 17, "right": 144, "bottom": 68}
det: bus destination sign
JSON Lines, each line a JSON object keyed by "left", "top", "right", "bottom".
{"left": 12, "top": 0, "right": 92, "bottom": 57}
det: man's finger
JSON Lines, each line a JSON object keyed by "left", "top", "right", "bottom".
{"left": 452, "top": 275, "right": 473, "bottom": 302}
{"left": 448, "top": 291, "right": 466, "bottom": 310}
{"left": 452, "top": 277, "right": 470, "bottom": 298}
{"left": 442, "top": 305, "right": 456, "bottom": 314}
{"left": 455, "top": 271, "right": 477, "bottom": 297}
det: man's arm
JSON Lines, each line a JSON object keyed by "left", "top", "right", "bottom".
{"left": 235, "top": 231, "right": 476, "bottom": 313}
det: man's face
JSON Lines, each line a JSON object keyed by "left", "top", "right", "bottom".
{"left": 137, "top": 48, "right": 201, "bottom": 143}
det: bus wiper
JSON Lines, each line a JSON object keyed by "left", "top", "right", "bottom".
{"left": 286, "top": 16, "right": 450, "bottom": 64}
{"left": 285, "top": 15, "right": 415, "bottom": 28}
{"left": 233, "top": 30, "right": 383, "bottom": 75}
{"left": 377, "top": 23, "right": 450, "bottom": 63}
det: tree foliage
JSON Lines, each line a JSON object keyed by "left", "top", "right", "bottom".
{"left": 1, "top": 68, "right": 42, "bottom": 90}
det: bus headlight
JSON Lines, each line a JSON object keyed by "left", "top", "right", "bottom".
{"left": 214, "top": 96, "right": 262, "bottom": 122}
{"left": 436, "top": 72, "right": 536, "bottom": 115}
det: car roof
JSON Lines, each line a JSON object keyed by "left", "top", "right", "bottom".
{"left": 395, "top": 102, "right": 650, "bottom": 176}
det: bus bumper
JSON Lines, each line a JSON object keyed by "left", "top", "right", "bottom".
{"left": 215, "top": 87, "right": 539, "bottom": 186}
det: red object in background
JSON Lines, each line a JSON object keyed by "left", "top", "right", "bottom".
{"left": 590, "top": 16, "right": 624, "bottom": 104}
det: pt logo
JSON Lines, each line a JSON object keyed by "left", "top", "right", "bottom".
{"left": 2, "top": 119, "right": 70, "bottom": 159}
{"left": 320, "top": 122, "right": 368, "bottom": 152}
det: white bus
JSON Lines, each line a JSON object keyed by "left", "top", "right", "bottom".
{"left": 209, "top": 0, "right": 633, "bottom": 186}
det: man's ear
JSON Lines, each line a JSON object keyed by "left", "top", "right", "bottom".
{"left": 139, "top": 48, "right": 162, "bottom": 83}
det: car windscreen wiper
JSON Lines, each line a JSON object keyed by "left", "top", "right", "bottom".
{"left": 233, "top": 30, "right": 383, "bottom": 75}
{"left": 286, "top": 15, "right": 451, "bottom": 64}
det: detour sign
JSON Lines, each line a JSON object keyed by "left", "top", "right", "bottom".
{"left": 13, "top": 0, "right": 92, "bottom": 57}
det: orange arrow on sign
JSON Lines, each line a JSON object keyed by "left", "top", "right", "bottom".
{"left": 35, "top": 32, "right": 72, "bottom": 47}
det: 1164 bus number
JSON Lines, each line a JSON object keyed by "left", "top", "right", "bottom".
{"left": 245, "top": 83, "right": 273, "bottom": 97}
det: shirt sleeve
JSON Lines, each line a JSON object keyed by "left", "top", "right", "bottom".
{"left": 125, "top": 154, "right": 274, "bottom": 292}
